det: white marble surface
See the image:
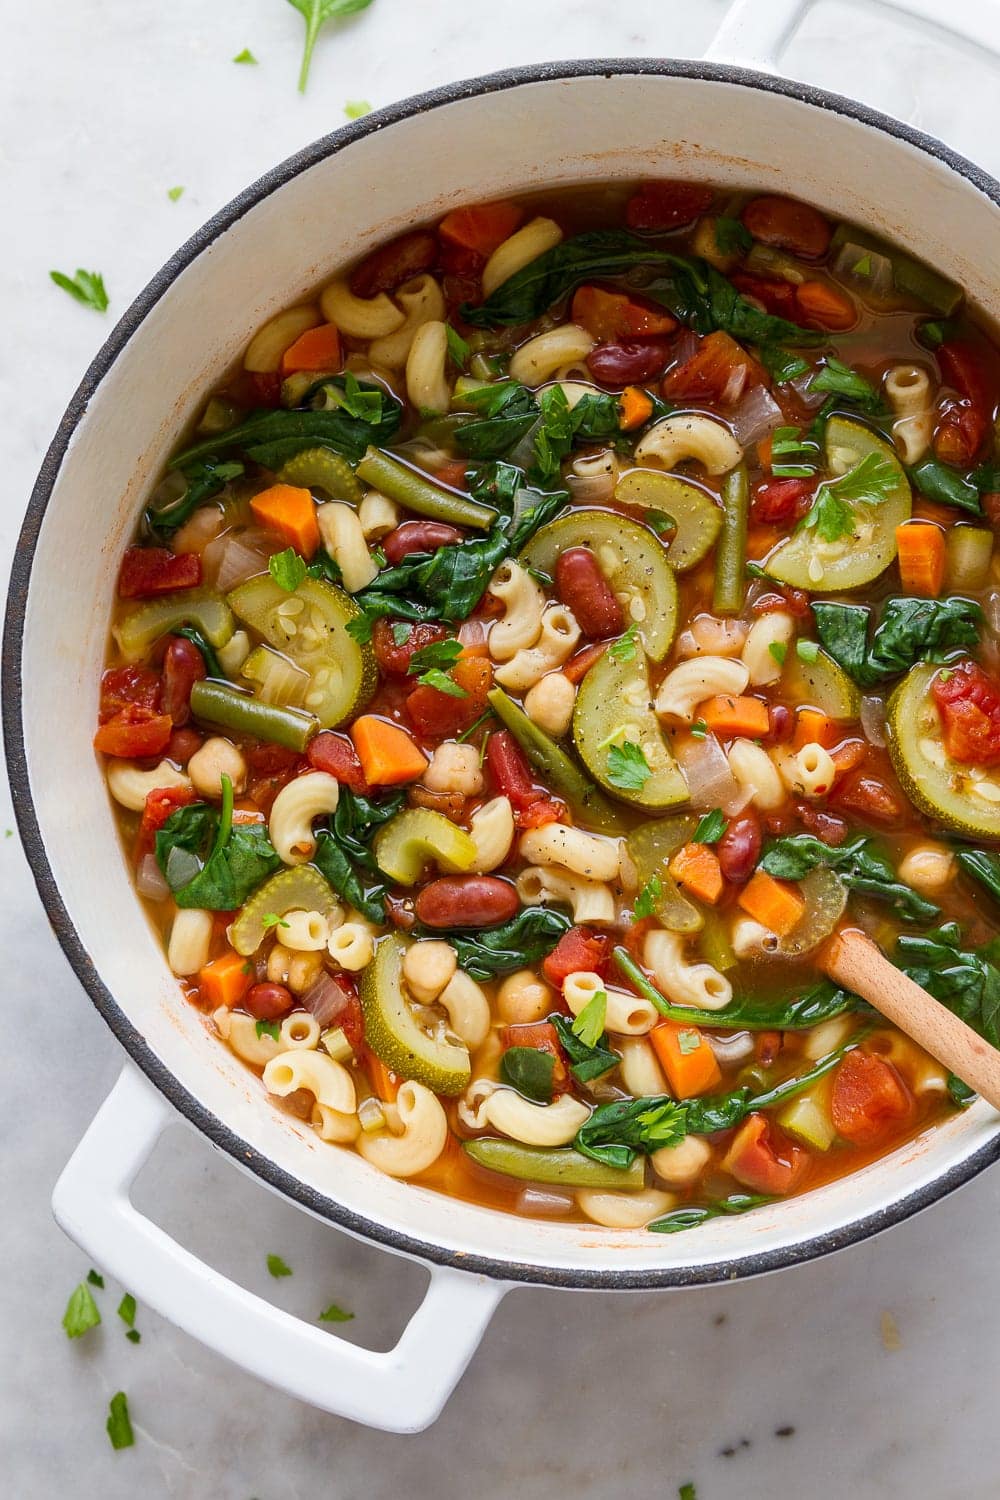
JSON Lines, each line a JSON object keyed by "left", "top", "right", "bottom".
{"left": 5, "top": 1, "right": 1000, "bottom": 1495}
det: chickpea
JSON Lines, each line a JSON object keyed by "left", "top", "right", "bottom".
{"left": 187, "top": 736, "right": 247, "bottom": 799}
{"left": 403, "top": 940, "right": 457, "bottom": 1004}
{"left": 172, "top": 504, "right": 224, "bottom": 555}
{"left": 496, "top": 968, "right": 554, "bottom": 1024}
{"left": 898, "top": 842, "right": 955, "bottom": 894}
{"left": 523, "top": 672, "right": 576, "bottom": 738}
{"left": 651, "top": 1135, "right": 712, "bottom": 1187}
{"left": 422, "top": 743, "right": 483, "bottom": 797}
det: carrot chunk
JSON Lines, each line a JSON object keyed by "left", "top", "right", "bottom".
{"left": 669, "top": 842, "right": 724, "bottom": 905}
{"left": 365, "top": 1052, "right": 401, "bottom": 1104}
{"left": 198, "top": 951, "right": 251, "bottom": 1009}
{"left": 650, "top": 1022, "right": 722, "bottom": 1098}
{"left": 280, "top": 322, "right": 342, "bottom": 375}
{"left": 618, "top": 385, "right": 654, "bottom": 431}
{"left": 350, "top": 715, "right": 428, "bottom": 785}
{"left": 249, "top": 483, "right": 320, "bottom": 559}
{"left": 896, "top": 522, "right": 945, "bottom": 597}
{"left": 793, "top": 709, "right": 835, "bottom": 749}
{"left": 700, "top": 694, "right": 771, "bottom": 738}
{"left": 439, "top": 201, "right": 523, "bottom": 256}
{"left": 738, "top": 870, "right": 805, "bottom": 937}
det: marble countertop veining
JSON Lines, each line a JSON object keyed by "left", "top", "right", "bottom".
{"left": 4, "top": 1, "right": 1000, "bottom": 1495}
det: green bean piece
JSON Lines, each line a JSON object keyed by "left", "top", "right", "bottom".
{"left": 356, "top": 447, "right": 495, "bottom": 530}
{"left": 189, "top": 680, "right": 318, "bottom": 751}
{"left": 712, "top": 462, "right": 749, "bottom": 614}
{"left": 463, "top": 1138, "right": 646, "bottom": 1190}
{"left": 486, "top": 687, "right": 628, "bottom": 835}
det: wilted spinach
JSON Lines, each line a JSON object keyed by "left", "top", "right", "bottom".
{"left": 417, "top": 906, "right": 571, "bottom": 980}
{"left": 760, "top": 834, "right": 940, "bottom": 924}
{"left": 145, "top": 457, "right": 244, "bottom": 538}
{"left": 311, "top": 787, "right": 405, "bottom": 923}
{"left": 812, "top": 596, "right": 981, "bottom": 689}
{"left": 156, "top": 781, "right": 281, "bottom": 910}
{"left": 550, "top": 1013, "right": 620, "bottom": 1084}
{"left": 896, "top": 923, "right": 1000, "bottom": 1049}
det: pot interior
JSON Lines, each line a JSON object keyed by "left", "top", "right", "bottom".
{"left": 14, "top": 65, "right": 1000, "bottom": 1285}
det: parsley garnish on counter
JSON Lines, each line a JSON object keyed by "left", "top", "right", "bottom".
{"left": 49, "top": 268, "right": 108, "bottom": 313}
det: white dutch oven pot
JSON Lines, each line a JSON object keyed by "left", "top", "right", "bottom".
{"left": 8, "top": 0, "right": 1000, "bottom": 1434}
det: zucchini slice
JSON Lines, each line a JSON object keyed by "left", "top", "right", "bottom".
{"left": 625, "top": 815, "right": 703, "bottom": 932}
{"left": 360, "top": 933, "right": 471, "bottom": 1096}
{"left": 766, "top": 417, "right": 911, "bottom": 592}
{"left": 573, "top": 646, "right": 689, "bottom": 810}
{"left": 230, "top": 866, "right": 340, "bottom": 955}
{"left": 888, "top": 661, "right": 1000, "bottom": 837}
{"left": 228, "top": 575, "right": 376, "bottom": 729}
{"left": 783, "top": 646, "right": 861, "bottom": 721}
{"left": 115, "top": 589, "right": 234, "bottom": 662}
{"left": 519, "top": 510, "right": 678, "bottom": 661}
{"left": 614, "top": 469, "right": 722, "bottom": 572}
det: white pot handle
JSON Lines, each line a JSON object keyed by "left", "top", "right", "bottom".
{"left": 706, "top": 0, "right": 1000, "bottom": 69}
{"left": 52, "top": 1065, "right": 508, "bottom": 1433}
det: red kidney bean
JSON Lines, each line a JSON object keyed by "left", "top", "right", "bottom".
{"left": 587, "top": 338, "right": 673, "bottom": 386}
{"left": 383, "top": 520, "right": 464, "bottom": 565}
{"left": 740, "top": 196, "right": 831, "bottom": 259}
{"left": 244, "top": 982, "right": 294, "bottom": 1021}
{"left": 764, "top": 704, "right": 793, "bottom": 745}
{"left": 349, "top": 230, "right": 438, "bottom": 297}
{"left": 407, "top": 784, "right": 467, "bottom": 822}
{"left": 414, "top": 876, "right": 520, "bottom": 929}
{"left": 717, "top": 813, "right": 762, "bottom": 885}
{"left": 167, "top": 727, "right": 203, "bottom": 765}
{"left": 161, "top": 636, "right": 206, "bottom": 726}
{"left": 554, "top": 548, "right": 624, "bottom": 638}
{"left": 796, "top": 805, "right": 848, "bottom": 846}
{"left": 832, "top": 773, "right": 904, "bottom": 825}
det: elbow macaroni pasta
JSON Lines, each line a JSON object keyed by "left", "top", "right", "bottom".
{"left": 244, "top": 305, "right": 321, "bottom": 373}
{"left": 563, "top": 970, "right": 659, "bottom": 1035}
{"left": 167, "top": 908, "right": 213, "bottom": 976}
{"left": 440, "top": 796, "right": 514, "bottom": 874}
{"left": 508, "top": 324, "right": 595, "bottom": 387}
{"left": 635, "top": 414, "right": 743, "bottom": 475}
{"left": 516, "top": 865, "right": 616, "bottom": 924}
{"left": 268, "top": 771, "right": 341, "bottom": 864}
{"left": 437, "top": 970, "right": 491, "bottom": 1048}
{"left": 885, "top": 363, "right": 934, "bottom": 465}
{"left": 488, "top": 561, "right": 546, "bottom": 661}
{"left": 214, "top": 1007, "right": 280, "bottom": 1067}
{"left": 742, "top": 612, "right": 796, "bottom": 686}
{"left": 368, "top": 275, "right": 446, "bottom": 368}
{"left": 326, "top": 921, "right": 375, "bottom": 971}
{"left": 727, "top": 738, "right": 786, "bottom": 810}
{"left": 576, "top": 1188, "right": 675, "bottom": 1229}
{"left": 405, "top": 319, "right": 451, "bottom": 414}
{"left": 478, "top": 1087, "right": 590, "bottom": 1147}
{"left": 107, "top": 758, "right": 191, "bottom": 812}
{"left": 493, "top": 604, "right": 581, "bottom": 690}
{"left": 316, "top": 502, "right": 378, "bottom": 593}
{"left": 644, "top": 929, "right": 733, "bottom": 1011}
{"left": 281, "top": 909, "right": 330, "bottom": 951}
{"left": 655, "top": 656, "right": 750, "bottom": 721}
{"left": 519, "top": 824, "right": 621, "bottom": 883}
{"left": 263, "top": 1047, "right": 355, "bottom": 1111}
{"left": 357, "top": 1080, "right": 448, "bottom": 1177}
{"left": 319, "top": 278, "right": 406, "bottom": 339}
{"left": 482, "top": 216, "right": 563, "bottom": 296}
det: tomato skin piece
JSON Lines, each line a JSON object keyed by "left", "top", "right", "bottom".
{"left": 732, "top": 272, "right": 799, "bottom": 319}
{"left": 406, "top": 656, "right": 492, "bottom": 737}
{"left": 625, "top": 180, "right": 714, "bottom": 231}
{"left": 502, "top": 1021, "right": 571, "bottom": 1092}
{"left": 751, "top": 477, "right": 816, "bottom": 526}
{"left": 118, "top": 546, "right": 202, "bottom": 600}
{"left": 94, "top": 705, "right": 174, "bottom": 758}
{"left": 518, "top": 797, "right": 564, "bottom": 830}
{"left": 135, "top": 783, "right": 198, "bottom": 860}
{"left": 931, "top": 659, "right": 1000, "bottom": 767}
{"left": 542, "top": 926, "right": 611, "bottom": 986}
{"left": 372, "top": 620, "right": 449, "bottom": 676}
{"left": 831, "top": 1050, "right": 912, "bottom": 1145}
{"left": 485, "top": 730, "right": 538, "bottom": 812}
{"left": 933, "top": 340, "right": 995, "bottom": 465}
{"left": 307, "top": 731, "right": 369, "bottom": 792}
{"left": 722, "top": 1113, "right": 810, "bottom": 1195}
{"left": 741, "top": 195, "right": 832, "bottom": 258}
{"left": 99, "top": 665, "right": 162, "bottom": 722}
{"left": 662, "top": 330, "right": 760, "bottom": 404}
{"left": 570, "top": 284, "right": 676, "bottom": 342}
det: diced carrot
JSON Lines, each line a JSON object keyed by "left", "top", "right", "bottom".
{"left": 738, "top": 870, "right": 805, "bottom": 937}
{"left": 669, "top": 842, "right": 724, "bottom": 905}
{"left": 439, "top": 200, "right": 524, "bottom": 256}
{"left": 249, "top": 483, "right": 320, "bottom": 559}
{"left": 650, "top": 1022, "right": 722, "bottom": 1099}
{"left": 563, "top": 641, "right": 608, "bottom": 684}
{"left": 365, "top": 1052, "right": 400, "bottom": 1104}
{"left": 350, "top": 715, "right": 428, "bottom": 785}
{"left": 757, "top": 433, "right": 774, "bottom": 470}
{"left": 198, "top": 951, "right": 251, "bottom": 1009}
{"left": 618, "top": 385, "right": 655, "bottom": 432}
{"left": 700, "top": 694, "right": 771, "bottom": 738}
{"left": 280, "top": 322, "right": 342, "bottom": 375}
{"left": 896, "top": 522, "right": 945, "bottom": 597}
{"left": 795, "top": 280, "right": 856, "bottom": 331}
{"left": 793, "top": 709, "right": 835, "bottom": 750}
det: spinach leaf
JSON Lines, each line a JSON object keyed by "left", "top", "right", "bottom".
{"left": 420, "top": 907, "right": 572, "bottom": 981}
{"left": 155, "top": 792, "right": 281, "bottom": 910}
{"left": 648, "top": 1194, "right": 775, "bottom": 1234}
{"left": 910, "top": 458, "right": 984, "bottom": 515}
{"left": 171, "top": 380, "right": 400, "bottom": 471}
{"left": 574, "top": 1096, "right": 689, "bottom": 1170}
{"left": 947, "top": 1073, "right": 977, "bottom": 1106}
{"left": 956, "top": 848, "right": 1000, "bottom": 906}
{"left": 550, "top": 1013, "right": 620, "bottom": 1084}
{"left": 461, "top": 232, "right": 823, "bottom": 346}
{"left": 500, "top": 1047, "right": 555, "bottom": 1103}
{"left": 813, "top": 596, "right": 982, "bottom": 689}
{"left": 896, "top": 923, "right": 1000, "bottom": 1048}
{"left": 456, "top": 382, "right": 540, "bottom": 459}
{"left": 145, "top": 457, "right": 244, "bottom": 538}
{"left": 311, "top": 787, "right": 405, "bottom": 923}
{"left": 760, "top": 834, "right": 939, "bottom": 924}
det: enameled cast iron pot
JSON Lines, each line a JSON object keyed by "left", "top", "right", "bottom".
{"left": 8, "top": 0, "right": 1000, "bottom": 1433}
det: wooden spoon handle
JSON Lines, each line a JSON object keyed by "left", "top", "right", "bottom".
{"left": 823, "top": 928, "right": 1000, "bottom": 1111}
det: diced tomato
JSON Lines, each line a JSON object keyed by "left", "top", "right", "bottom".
{"left": 349, "top": 230, "right": 438, "bottom": 298}
{"left": 542, "top": 926, "right": 611, "bottom": 986}
{"left": 931, "top": 659, "right": 1000, "bottom": 767}
{"left": 406, "top": 656, "right": 492, "bottom": 737}
{"left": 831, "top": 1050, "right": 912, "bottom": 1145}
{"left": 740, "top": 196, "right": 832, "bottom": 259}
{"left": 307, "top": 731, "right": 369, "bottom": 792}
{"left": 722, "top": 1113, "right": 810, "bottom": 1195}
{"left": 570, "top": 284, "right": 676, "bottom": 343}
{"left": 751, "top": 477, "right": 816, "bottom": 526}
{"left": 751, "top": 585, "right": 812, "bottom": 620}
{"left": 983, "top": 492, "right": 1000, "bottom": 530}
{"left": 372, "top": 619, "right": 449, "bottom": 677}
{"left": 518, "top": 797, "right": 564, "bottom": 830}
{"left": 933, "top": 340, "right": 995, "bottom": 466}
{"left": 661, "top": 330, "right": 759, "bottom": 405}
{"left": 732, "top": 272, "right": 800, "bottom": 319}
{"left": 244, "top": 742, "right": 307, "bottom": 816}
{"left": 829, "top": 739, "right": 868, "bottom": 781}
{"left": 118, "top": 546, "right": 201, "bottom": 600}
{"left": 831, "top": 772, "right": 904, "bottom": 825}
{"left": 484, "top": 730, "right": 550, "bottom": 822}
{"left": 246, "top": 372, "right": 282, "bottom": 407}
{"left": 160, "top": 636, "right": 206, "bottom": 726}
{"left": 502, "top": 1021, "right": 570, "bottom": 1092}
{"left": 439, "top": 200, "right": 524, "bottom": 257}
{"left": 407, "top": 784, "right": 467, "bottom": 822}
{"left": 625, "top": 180, "right": 715, "bottom": 232}
{"left": 318, "top": 982, "right": 365, "bottom": 1055}
{"left": 136, "top": 784, "right": 198, "bottom": 858}
{"left": 99, "top": 664, "right": 162, "bottom": 722}
{"left": 563, "top": 641, "right": 608, "bottom": 685}
{"left": 433, "top": 460, "right": 471, "bottom": 492}
{"left": 93, "top": 705, "right": 173, "bottom": 758}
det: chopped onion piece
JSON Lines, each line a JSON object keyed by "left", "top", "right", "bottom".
{"left": 302, "top": 972, "right": 355, "bottom": 1030}
{"left": 515, "top": 1187, "right": 575, "bottom": 1217}
{"left": 860, "top": 694, "right": 887, "bottom": 749}
{"left": 204, "top": 528, "right": 274, "bottom": 592}
{"left": 833, "top": 241, "right": 894, "bottom": 301}
{"left": 674, "top": 731, "right": 741, "bottom": 812}
{"left": 730, "top": 384, "right": 783, "bottom": 446}
{"left": 136, "top": 852, "right": 170, "bottom": 901}
{"left": 789, "top": 371, "right": 827, "bottom": 410}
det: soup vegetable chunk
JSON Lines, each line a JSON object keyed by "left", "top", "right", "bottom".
{"left": 98, "top": 182, "right": 1000, "bottom": 1231}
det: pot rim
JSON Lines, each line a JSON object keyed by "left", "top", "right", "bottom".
{"left": 7, "top": 56, "right": 1000, "bottom": 1291}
